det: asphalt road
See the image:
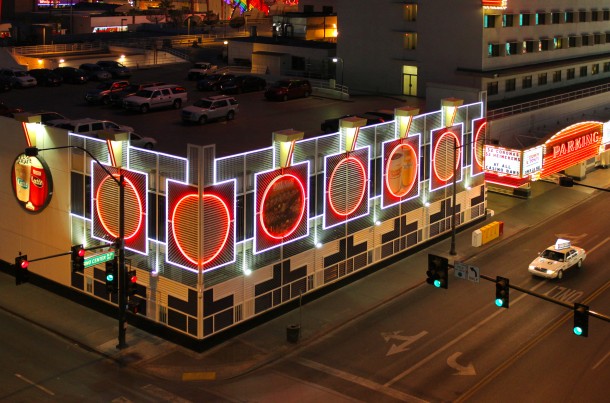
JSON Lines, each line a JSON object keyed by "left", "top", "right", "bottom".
{"left": 0, "top": 63, "right": 416, "bottom": 158}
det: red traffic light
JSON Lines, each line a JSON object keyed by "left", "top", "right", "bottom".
{"left": 77, "top": 248, "right": 85, "bottom": 258}
{"left": 19, "top": 258, "right": 29, "bottom": 269}
{"left": 129, "top": 274, "right": 137, "bottom": 283}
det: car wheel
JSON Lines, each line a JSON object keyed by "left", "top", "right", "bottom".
{"left": 144, "top": 142, "right": 154, "bottom": 150}
{"left": 173, "top": 99, "right": 182, "bottom": 109}
{"left": 226, "top": 110, "right": 235, "bottom": 121}
{"left": 557, "top": 270, "right": 564, "bottom": 280}
{"left": 140, "top": 104, "right": 150, "bottom": 113}
{"left": 102, "top": 96, "right": 110, "bottom": 105}
{"left": 304, "top": 91, "right": 311, "bottom": 97}
{"left": 282, "top": 94, "right": 288, "bottom": 102}
{"left": 577, "top": 259, "right": 582, "bottom": 269}
{"left": 198, "top": 115, "right": 207, "bottom": 125}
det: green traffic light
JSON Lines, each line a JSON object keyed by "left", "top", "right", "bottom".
{"left": 106, "top": 273, "right": 114, "bottom": 282}
{"left": 573, "top": 326, "right": 583, "bottom": 336}
{"left": 433, "top": 279, "right": 441, "bottom": 288}
{"left": 495, "top": 298, "right": 504, "bottom": 307}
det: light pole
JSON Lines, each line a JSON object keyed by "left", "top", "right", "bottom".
{"left": 25, "top": 144, "right": 128, "bottom": 349}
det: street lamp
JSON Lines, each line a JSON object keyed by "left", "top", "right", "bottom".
{"left": 25, "top": 142, "right": 129, "bottom": 350}
{"left": 332, "top": 57, "right": 344, "bottom": 90}
{"left": 441, "top": 97, "right": 464, "bottom": 256}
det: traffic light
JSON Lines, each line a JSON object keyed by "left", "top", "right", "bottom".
{"left": 127, "top": 270, "right": 138, "bottom": 296}
{"left": 495, "top": 276, "right": 509, "bottom": 308}
{"left": 71, "top": 244, "right": 85, "bottom": 273}
{"left": 573, "top": 303, "right": 589, "bottom": 337}
{"left": 426, "top": 254, "right": 448, "bottom": 289}
{"left": 105, "top": 258, "right": 118, "bottom": 294}
{"left": 15, "top": 255, "right": 29, "bottom": 285}
{"left": 128, "top": 299, "right": 140, "bottom": 314}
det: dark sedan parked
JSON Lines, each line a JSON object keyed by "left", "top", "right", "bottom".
{"left": 53, "top": 67, "right": 88, "bottom": 84}
{"left": 220, "top": 75, "right": 267, "bottom": 94}
{"left": 79, "top": 63, "right": 112, "bottom": 81}
{"left": 264, "top": 79, "right": 311, "bottom": 101}
{"left": 197, "top": 73, "right": 236, "bottom": 91}
{"left": 28, "top": 69, "right": 63, "bottom": 86}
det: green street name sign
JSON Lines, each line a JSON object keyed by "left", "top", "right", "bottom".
{"left": 84, "top": 251, "right": 115, "bottom": 268}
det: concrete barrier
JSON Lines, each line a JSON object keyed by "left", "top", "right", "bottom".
{"left": 472, "top": 220, "right": 504, "bottom": 247}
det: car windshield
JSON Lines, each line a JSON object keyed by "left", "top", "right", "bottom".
{"left": 135, "top": 90, "right": 154, "bottom": 97}
{"left": 15, "top": 71, "right": 29, "bottom": 77}
{"left": 540, "top": 249, "right": 566, "bottom": 262}
{"left": 193, "top": 99, "right": 213, "bottom": 108}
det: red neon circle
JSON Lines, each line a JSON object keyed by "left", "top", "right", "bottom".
{"left": 385, "top": 143, "right": 417, "bottom": 198}
{"left": 328, "top": 156, "right": 366, "bottom": 216}
{"left": 474, "top": 122, "right": 487, "bottom": 168}
{"left": 432, "top": 131, "right": 461, "bottom": 182}
{"left": 171, "top": 193, "right": 231, "bottom": 265}
{"left": 260, "top": 173, "right": 306, "bottom": 239}
{"left": 95, "top": 174, "right": 143, "bottom": 241}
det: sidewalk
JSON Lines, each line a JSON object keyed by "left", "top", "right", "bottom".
{"left": 1, "top": 168, "right": 609, "bottom": 382}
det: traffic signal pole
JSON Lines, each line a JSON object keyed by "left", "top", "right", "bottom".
{"left": 117, "top": 173, "right": 127, "bottom": 350}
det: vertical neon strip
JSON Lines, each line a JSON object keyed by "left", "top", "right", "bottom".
{"left": 22, "top": 122, "right": 32, "bottom": 147}
{"left": 402, "top": 116, "right": 413, "bottom": 139}
{"left": 106, "top": 139, "right": 117, "bottom": 167}
{"left": 286, "top": 140, "right": 296, "bottom": 168}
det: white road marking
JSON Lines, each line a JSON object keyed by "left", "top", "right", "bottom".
{"left": 384, "top": 280, "right": 548, "bottom": 387}
{"left": 14, "top": 373, "right": 55, "bottom": 396}
{"left": 592, "top": 350, "right": 610, "bottom": 371}
{"left": 447, "top": 352, "right": 476, "bottom": 376}
{"left": 141, "top": 384, "right": 192, "bottom": 403}
{"left": 296, "top": 357, "right": 429, "bottom": 403}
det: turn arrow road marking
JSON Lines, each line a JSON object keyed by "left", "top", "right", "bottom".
{"left": 447, "top": 352, "right": 476, "bottom": 376}
{"left": 381, "top": 330, "right": 428, "bottom": 356}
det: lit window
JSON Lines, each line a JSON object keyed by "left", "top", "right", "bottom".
{"left": 488, "top": 43, "right": 500, "bottom": 57}
{"left": 536, "top": 12, "right": 546, "bottom": 25}
{"left": 484, "top": 14, "right": 496, "bottom": 28}
{"left": 505, "top": 42, "right": 517, "bottom": 56}
{"left": 502, "top": 14, "right": 514, "bottom": 27}
{"left": 564, "top": 11, "right": 574, "bottom": 23}
{"left": 520, "top": 14, "right": 530, "bottom": 26}
{"left": 592, "top": 64, "right": 599, "bottom": 75}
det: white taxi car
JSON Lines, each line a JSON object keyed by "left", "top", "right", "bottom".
{"left": 528, "top": 239, "right": 586, "bottom": 280}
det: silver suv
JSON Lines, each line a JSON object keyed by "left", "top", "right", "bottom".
{"left": 123, "top": 84, "right": 187, "bottom": 113}
{"left": 181, "top": 95, "right": 238, "bottom": 124}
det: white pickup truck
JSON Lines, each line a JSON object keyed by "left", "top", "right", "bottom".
{"left": 187, "top": 62, "right": 218, "bottom": 80}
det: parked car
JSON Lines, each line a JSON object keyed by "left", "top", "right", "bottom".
{"left": 129, "top": 132, "right": 157, "bottom": 149}
{"left": 84, "top": 80, "right": 130, "bottom": 104}
{"left": 220, "top": 75, "right": 267, "bottom": 94}
{"left": 123, "top": 84, "right": 188, "bottom": 113}
{"left": 109, "top": 82, "right": 166, "bottom": 106}
{"left": 79, "top": 63, "right": 112, "bottom": 81}
{"left": 0, "top": 68, "right": 37, "bottom": 88}
{"left": 197, "top": 73, "right": 236, "bottom": 91}
{"left": 0, "top": 75, "right": 12, "bottom": 92}
{"left": 528, "top": 239, "right": 586, "bottom": 280}
{"left": 187, "top": 62, "right": 217, "bottom": 80}
{"left": 53, "top": 67, "right": 88, "bottom": 84}
{"left": 96, "top": 60, "right": 132, "bottom": 78}
{"left": 27, "top": 69, "right": 63, "bottom": 86}
{"left": 0, "top": 101, "right": 24, "bottom": 117}
{"left": 46, "top": 118, "right": 135, "bottom": 135}
{"left": 181, "top": 95, "right": 239, "bottom": 124}
{"left": 320, "top": 112, "right": 389, "bottom": 134}
{"left": 264, "top": 79, "right": 311, "bottom": 101}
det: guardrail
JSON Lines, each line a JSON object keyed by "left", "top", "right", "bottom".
{"left": 487, "top": 81, "right": 610, "bottom": 120}
{"left": 12, "top": 42, "right": 106, "bottom": 56}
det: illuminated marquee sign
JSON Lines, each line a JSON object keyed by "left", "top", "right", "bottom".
{"left": 430, "top": 125, "right": 463, "bottom": 191}
{"left": 254, "top": 162, "right": 309, "bottom": 253}
{"left": 483, "top": 145, "right": 521, "bottom": 176}
{"left": 482, "top": 0, "right": 507, "bottom": 9}
{"left": 92, "top": 163, "right": 148, "bottom": 254}
{"left": 166, "top": 180, "right": 236, "bottom": 272}
{"left": 382, "top": 136, "right": 420, "bottom": 208}
{"left": 522, "top": 146, "right": 543, "bottom": 176}
{"left": 540, "top": 122, "right": 603, "bottom": 178}
{"left": 11, "top": 153, "right": 53, "bottom": 213}
{"left": 324, "top": 147, "right": 370, "bottom": 229}
{"left": 471, "top": 118, "right": 487, "bottom": 177}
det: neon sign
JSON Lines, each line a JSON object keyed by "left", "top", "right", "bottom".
{"left": 471, "top": 118, "right": 486, "bottom": 177}
{"left": 430, "top": 125, "right": 463, "bottom": 190}
{"left": 381, "top": 136, "right": 420, "bottom": 208}
{"left": 11, "top": 153, "right": 53, "bottom": 213}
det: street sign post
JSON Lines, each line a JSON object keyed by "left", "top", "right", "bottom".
{"left": 454, "top": 261, "right": 467, "bottom": 280}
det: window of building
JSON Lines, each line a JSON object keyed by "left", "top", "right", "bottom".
{"left": 606, "top": 33, "right": 610, "bottom": 43}
{"left": 505, "top": 42, "right": 518, "bottom": 56}
{"left": 591, "top": 10, "right": 599, "bottom": 21}
{"left": 522, "top": 75, "right": 532, "bottom": 88}
{"left": 553, "top": 70, "right": 562, "bottom": 82}
{"left": 579, "top": 10, "right": 588, "bottom": 22}
{"left": 567, "top": 68, "right": 575, "bottom": 80}
{"left": 404, "top": 4, "right": 417, "bottom": 21}
{"left": 604, "top": 10, "right": 610, "bottom": 21}
{"left": 594, "top": 33, "right": 602, "bottom": 45}
{"left": 565, "top": 11, "right": 574, "bottom": 23}
{"left": 604, "top": 62, "right": 610, "bottom": 72}
{"left": 523, "top": 40, "right": 535, "bottom": 53}
{"left": 538, "top": 73, "right": 548, "bottom": 85}
{"left": 568, "top": 36, "right": 578, "bottom": 48}
{"left": 403, "top": 33, "right": 417, "bottom": 50}
{"left": 520, "top": 14, "right": 531, "bottom": 26}
{"left": 540, "top": 38, "right": 551, "bottom": 51}
{"left": 484, "top": 14, "right": 496, "bottom": 28}
{"left": 536, "top": 12, "right": 546, "bottom": 25}
{"left": 580, "top": 66, "right": 588, "bottom": 77}
{"left": 488, "top": 43, "right": 500, "bottom": 57}
{"left": 502, "top": 14, "right": 514, "bottom": 27}
{"left": 592, "top": 64, "right": 599, "bottom": 75}
{"left": 551, "top": 12, "right": 561, "bottom": 24}
{"left": 487, "top": 81, "right": 499, "bottom": 95}
{"left": 581, "top": 35, "right": 590, "bottom": 46}
{"left": 554, "top": 36, "right": 563, "bottom": 49}
{"left": 505, "top": 78, "right": 516, "bottom": 92}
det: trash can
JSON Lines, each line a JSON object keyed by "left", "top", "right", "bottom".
{"left": 286, "top": 324, "right": 300, "bottom": 343}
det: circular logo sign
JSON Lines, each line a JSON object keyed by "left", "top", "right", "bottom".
{"left": 11, "top": 153, "right": 54, "bottom": 213}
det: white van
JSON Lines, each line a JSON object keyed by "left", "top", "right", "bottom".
{"left": 122, "top": 84, "right": 188, "bottom": 113}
